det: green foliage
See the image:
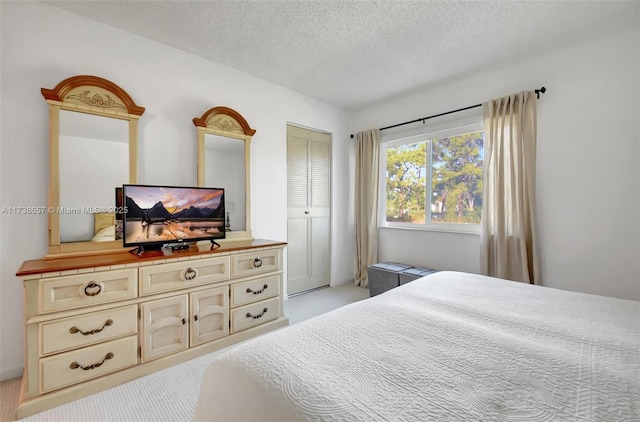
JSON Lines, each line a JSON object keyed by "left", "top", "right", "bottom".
{"left": 385, "top": 131, "right": 483, "bottom": 225}
{"left": 432, "top": 131, "right": 483, "bottom": 224}
{"left": 385, "top": 142, "right": 426, "bottom": 223}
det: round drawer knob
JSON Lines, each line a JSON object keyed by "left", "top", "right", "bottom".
{"left": 84, "top": 282, "right": 102, "bottom": 297}
{"left": 183, "top": 267, "right": 198, "bottom": 281}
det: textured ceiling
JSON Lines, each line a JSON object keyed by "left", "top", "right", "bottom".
{"left": 46, "top": 1, "right": 639, "bottom": 111}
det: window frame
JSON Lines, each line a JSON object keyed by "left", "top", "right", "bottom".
{"left": 378, "top": 115, "right": 484, "bottom": 234}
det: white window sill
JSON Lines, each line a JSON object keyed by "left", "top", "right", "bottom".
{"left": 379, "top": 224, "right": 481, "bottom": 235}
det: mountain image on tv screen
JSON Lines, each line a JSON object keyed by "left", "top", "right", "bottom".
{"left": 123, "top": 185, "right": 225, "bottom": 246}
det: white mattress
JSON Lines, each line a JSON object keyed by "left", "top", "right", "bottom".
{"left": 193, "top": 271, "right": 640, "bottom": 421}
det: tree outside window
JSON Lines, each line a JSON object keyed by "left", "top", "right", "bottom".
{"left": 431, "top": 131, "right": 483, "bottom": 224}
{"left": 383, "top": 126, "right": 483, "bottom": 229}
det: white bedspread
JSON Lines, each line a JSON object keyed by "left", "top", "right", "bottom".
{"left": 193, "top": 271, "right": 640, "bottom": 421}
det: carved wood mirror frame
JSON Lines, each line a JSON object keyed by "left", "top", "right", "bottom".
{"left": 193, "top": 106, "right": 255, "bottom": 241}
{"left": 42, "top": 75, "right": 145, "bottom": 256}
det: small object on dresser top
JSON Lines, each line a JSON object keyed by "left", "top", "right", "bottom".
{"left": 164, "top": 242, "right": 191, "bottom": 250}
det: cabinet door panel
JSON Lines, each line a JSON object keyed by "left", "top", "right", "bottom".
{"left": 190, "top": 286, "right": 229, "bottom": 346}
{"left": 140, "top": 296, "right": 188, "bottom": 362}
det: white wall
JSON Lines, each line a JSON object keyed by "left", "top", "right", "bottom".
{"left": 0, "top": 1, "right": 355, "bottom": 381}
{"left": 354, "top": 25, "right": 640, "bottom": 302}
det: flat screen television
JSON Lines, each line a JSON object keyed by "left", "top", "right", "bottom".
{"left": 122, "top": 184, "right": 225, "bottom": 252}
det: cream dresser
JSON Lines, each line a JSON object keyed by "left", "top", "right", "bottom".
{"left": 15, "top": 239, "right": 288, "bottom": 419}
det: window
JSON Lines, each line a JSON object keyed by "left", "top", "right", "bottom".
{"left": 379, "top": 119, "right": 484, "bottom": 232}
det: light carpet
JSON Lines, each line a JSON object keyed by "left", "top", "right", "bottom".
{"left": 1, "top": 284, "right": 370, "bottom": 422}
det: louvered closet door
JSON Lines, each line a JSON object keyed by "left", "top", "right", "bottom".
{"left": 287, "top": 125, "right": 331, "bottom": 295}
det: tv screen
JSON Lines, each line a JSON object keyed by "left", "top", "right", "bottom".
{"left": 122, "top": 184, "right": 225, "bottom": 249}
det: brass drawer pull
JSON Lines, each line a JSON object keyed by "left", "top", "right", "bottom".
{"left": 184, "top": 267, "right": 198, "bottom": 281}
{"left": 246, "top": 308, "right": 268, "bottom": 319}
{"left": 253, "top": 258, "right": 263, "bottom": 268}
{"left": 69, "top": 319, "right": 113, "bottom": 336}
{"left": 246, "top": 284, "right": 268, "bottom": 295}
{"left": 70, "top": 352, "right": 114, "bottom": 371}
{"left": 84, "top": 282, "right": 102, "bottom": 297}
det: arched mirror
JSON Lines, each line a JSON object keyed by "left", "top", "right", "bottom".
{"left": 42, "top": 75, "right": 145, "bottom": 256}
{"left": 193, "top": 107, "right": 255, "bottom": 241}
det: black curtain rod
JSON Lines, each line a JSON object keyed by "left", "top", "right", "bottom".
{"left": 350, "top": 86, "right": 546, "bottom": 139}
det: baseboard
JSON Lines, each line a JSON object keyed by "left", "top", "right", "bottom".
{"left": 288, "top": 285, "right": 329, "bottom": 298}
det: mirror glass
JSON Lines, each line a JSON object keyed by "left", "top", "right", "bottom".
{"left": 42, "top": 75, "right": 144, "bottom": 255}
{"left": 59, "top": 110, "right": 129, "bottom": 243}
{"left": 204, "top": 134, "right": 246, "bottom": 232}
{"left": 195, "top": 106, "right": 254, "bottom": 241}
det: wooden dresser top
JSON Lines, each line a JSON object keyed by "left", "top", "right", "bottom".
{"left": 17, "top": 239, "right": 286, "bottom": 277}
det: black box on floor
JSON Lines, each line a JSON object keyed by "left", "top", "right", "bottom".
{"left": 399, "top": 267, "right": 438, "bottom": 285}
{"left": 367, "top": 262, "right": 413, "bottom": 296}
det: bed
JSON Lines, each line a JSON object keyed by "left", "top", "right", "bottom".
{"left": 192, "top": 271, "right": 639, "bottom": 421}
{"left": 90, "top": 213, "right": 121, "bottom": 242}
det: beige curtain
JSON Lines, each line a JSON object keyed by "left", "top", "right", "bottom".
{"left": 354, "top": 129, "right": 380, "bottom": 287}
{"left": 481, "top": 91, "right": 541, "bottom": 284}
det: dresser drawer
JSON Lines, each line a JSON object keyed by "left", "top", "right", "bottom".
{"left": 39, "top": 335, "right": 138, "bottom": 394}
{"left": 139, "top": 256, "right": 230, "bottom": 296}
{"left": 40, "top": 269, "right": 138, "bottom": 314}
{"left": 40, "top": 305, "right": 138, "bottom": 356}
{"left": 230, "top": 274, "right": 280, "bottom": 308}
{"left": 231, "top": 249, "right": 281, "bottom": 278}
{"left": 230, "top": 296, "right": 279, "bottom": 333}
